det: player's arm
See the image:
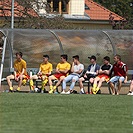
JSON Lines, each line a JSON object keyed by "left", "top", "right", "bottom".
{"left": 124, "top": 65, "right": 128, "bottom": 83}
{"left": 70, "top": 62, "right": 75, "bottom": 73}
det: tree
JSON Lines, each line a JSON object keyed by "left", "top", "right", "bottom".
{"left": 0, "top": 0, "right": 76, "bottom": 29}
{"left": 94, "top": 0, "right": 133, "bottom": 29}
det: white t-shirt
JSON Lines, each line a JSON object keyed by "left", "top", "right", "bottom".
{"left": 71, "top": 64, "right": 84, "bottom": 77}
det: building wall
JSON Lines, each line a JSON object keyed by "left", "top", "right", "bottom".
{"left": 67, "top": 20, "right": 113, "bottom": 29}
{"left": 69, "top": 0, "right": 84, "bottom": 15}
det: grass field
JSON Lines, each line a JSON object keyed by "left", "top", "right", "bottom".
{"left": 0, "top": 93, "right": 133, "bottom": 133}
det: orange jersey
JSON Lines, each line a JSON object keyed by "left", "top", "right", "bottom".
{"left": 14, "top": 59, "right": 27, "bottom": 75}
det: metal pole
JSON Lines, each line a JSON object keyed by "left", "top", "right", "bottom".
{"left": 48, "top": 30, "right": 64, "bottom": 54}
{"left": 11, "top": 0, "right": 14, "bottom": 29}
{"left": 0, "top": 36, "right": 7, "bottom": 89}
{"left": 102, "top": 31, "right": 116, "bottom": 55}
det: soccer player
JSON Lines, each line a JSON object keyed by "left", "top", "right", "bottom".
{"left": 79, "top": 55, "right": 100, "bottom": 94}
{"left": 108, "top": 54, "right": 128, "bottom": 95}
{"left": 61, "top": 55, "right": 84, "bottom": 94}
{"left": 29, "top": 55, "right": 53, "bottom": 93}
{"left": 48, "top": 54, "right": 71, "bottom": 93}
{"left": 92, "top": 56, "right": 112, "bottom": 94}
{"left": 6, "top": 52, "right": 28, "bottom": 92}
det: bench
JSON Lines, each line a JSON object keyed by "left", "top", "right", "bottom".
{"left": 1, "top": 68, "right": 133, "bottom": 94}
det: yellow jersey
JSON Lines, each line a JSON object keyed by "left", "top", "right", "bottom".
{"left": 56, "top": 62, "right": 71, "bottom": 74}
{"left": 39, "top": 62, "right": 53, "bottom": 75}
{"left": 14, "top": 59, "right": 27, "bottom": 75}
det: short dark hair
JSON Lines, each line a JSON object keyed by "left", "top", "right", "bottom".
{"left": 115, "top": 54, "right": 121, "bottom": 61}
{"left": 61, "top": 54, "right": 68, "bottom": 61}
{"left": 16, "top": 52, "right": 23, "bottom": 57}
{"left": 73, "top": 55, "right": 79, "bottom": 60}
{"left": 43, "top": 55, "right": 49, "bottom": 59}
{"left": 103, "top": 56, "right": 110, "bottom": 62}
{"left": 88, "top": 55, "right": 96, "bottom": 61}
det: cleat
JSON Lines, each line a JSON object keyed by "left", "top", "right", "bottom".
{"left": 49, "top": 89, "right": 54, "bottom": 94}
{"left": 60, "top": 91, "right": 66, "bottom": 94}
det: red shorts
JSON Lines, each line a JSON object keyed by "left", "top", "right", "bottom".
{"left": 54, "top": 73, "right": 66, "bottom": 79}
{"left": 97, "top": 74, "right": 110, "bottom": 82}
{"left": 37, "top": 74, "right": 49, "bottom": 79}
{"left": 16, "top": 74, "right": 30, "bottom": 80}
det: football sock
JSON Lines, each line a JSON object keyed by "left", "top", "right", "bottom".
{"left": 81, "top": 88, "right": 84, "bottom": 93}
{"left": 92, "top": 84, "right": 97, "bottom": 91}
{"left": 50, "top": 86, "right": 53, "bottom": 90}
{"left": 29, "top": 79, "right": 33, "bottom": 87}
{"left": 53, "top": 86, "right": 57, "bottom": 90}
{"left": 42, "top": 79, "right": 48, "bottom": 90}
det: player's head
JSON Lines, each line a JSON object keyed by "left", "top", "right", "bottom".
{"left": 73, "top": 55, "right": 79, "bottom": 60}
{"left": 88, "top": 55, "right": 96, "bottom": 64}
{"left": 16, "top": 52, "right": 23, "bottom": 59}
{"left": 61, "top": 54, "right": 68, "bottom": 62}
{"left": 103, "top": 56, "right": 110, "bottom": 64}
{"left": 43, "top": 55, "right": 49, "bottom": 62}
{"left": 43, "top": 55, "right": 49, "bottom": 59}
{"left": 114, "top": 54, "right": 121, "bottom": 62}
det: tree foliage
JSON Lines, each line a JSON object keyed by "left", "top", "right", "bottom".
{"left": 94, "top": 0, "right": 133, "bottom": 29}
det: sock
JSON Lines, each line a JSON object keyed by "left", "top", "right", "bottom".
{"left": 42, "top": 79, "right": 48, "bottom": 90}
{"left": 22, "top": 79, "right": 27, "bottom": 86}
{"left": 50, "top": 86, "right": 53, "bottom": 90}
{"left": 81, "top": 88, "right": 84, "bottom": 93}
{"left": 29, "top": 80, "right": 34, "bottom": 90}
{"left": 92, "top": 84, "right": 97, "bottom": 91}
{"left": 53, "top": 86, "right": 57, "bottom": 90}
{"left": 96, "top": 87, "right": 100, "bottom": 91}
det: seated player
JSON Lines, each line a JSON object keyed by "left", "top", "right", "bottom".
{"left": 61, "top": 55, "right": 84, "bottom": 94}
{"left": 92, "top": 56, "right": 112, "bottom": 94}
{"left": 108, "top": 54, "right": 128, "bottom": 95}
{"left": 29, "top": 55, "right": 53, "bottom": 93}
{"left": 6, "top": 52, "right": 29, "bottom": 92}
{"left": 79, "top": 55, "right": 100, "bottom": 94}
{"left": 48, "top": 54, "right": 71, "bottom": 93}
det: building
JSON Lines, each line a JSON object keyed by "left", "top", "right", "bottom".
{"left": 0, "top": 0, "right": 125, "bottom": 29}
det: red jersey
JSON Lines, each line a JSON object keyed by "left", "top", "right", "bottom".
{"left": 113, "top": 61, "right": 127, "bottom": 77}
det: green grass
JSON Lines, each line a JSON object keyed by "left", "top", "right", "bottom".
{"left": 0, "top": 93, "right": 133, "bottom": 133}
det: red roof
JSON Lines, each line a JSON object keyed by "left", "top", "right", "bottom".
{"left": 85, "top": 0, "right": 125, "bottom": 21}
{"left": 0, "top": 0, "right": 38, "bottom": 17}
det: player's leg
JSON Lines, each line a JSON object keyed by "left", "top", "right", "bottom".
{"left": 29, "top": 75, "right": 38, "bottom": 91}
{"left": 68, "top": 76, "right": 79, "bottom": 93}
{"left": 94, "top": 77, "right": 105, "bottom": 94}
{"left": 41, "top": 76, "right": 48, "bottom": 93}
{"left": 92, "top": 76, "right": 100, "bottom": 93}
{"left": 53, "top": 76, "right": 65, "bottom": 92}
{"left": 6, "top": 74, "right": 15, "bottom": 91}
{"left": 117, "top": 76, "right": 125, "bottom": 95}
{"left": 61, "top": 75, "right": 73, "bottom": 94}
{"left": 109, "top": 76, "right": 118, "bottom": 95}
{"left": 79, "top": 77, "right": 85, "bottom": 93}
{"left": 127, "top": 80, "right": 133, "bottom": 95}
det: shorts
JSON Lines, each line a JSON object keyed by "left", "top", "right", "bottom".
{"left": 98, "top": 74, "right": 110, "bottom": 82}
{"left": 54, "top": 73, "right": 66, "bottom": 79}
{"left": 109, "top": 76, "right": 125, "bottom": 83}
{"left": 16, "top": 74, "right": 30, "bottom": 80}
